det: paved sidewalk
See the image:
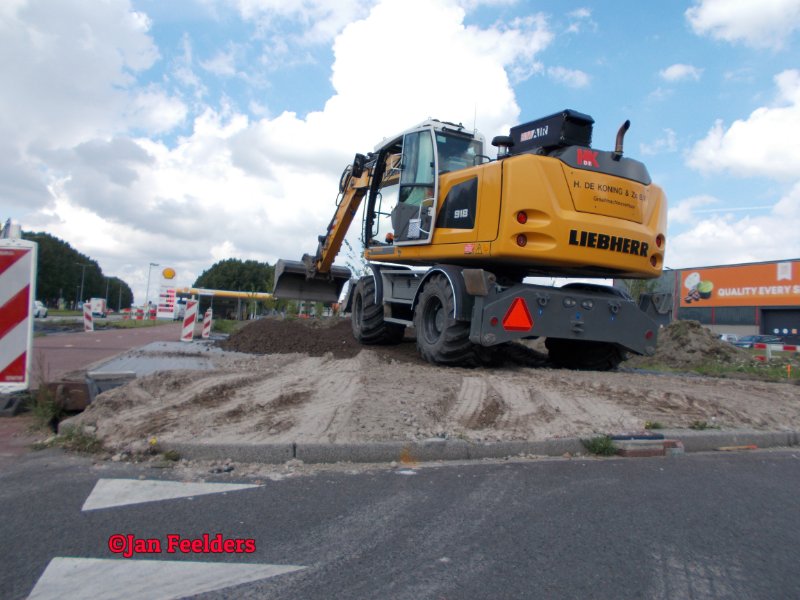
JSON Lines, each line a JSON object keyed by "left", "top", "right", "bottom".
{"left": 32, "top": 322, "right": 183, "bottom": 383}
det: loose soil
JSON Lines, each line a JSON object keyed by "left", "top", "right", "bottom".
{"left": 67, "top": 317, "right": 800, "bottom": 455}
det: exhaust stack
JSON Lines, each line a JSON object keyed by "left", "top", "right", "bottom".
{"left": 613, "top": 119, "right": 631, "bottom": 161}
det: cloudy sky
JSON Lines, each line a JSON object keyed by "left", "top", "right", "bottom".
{"left": 2, "top": 0, "right": 800, "bottom": 303}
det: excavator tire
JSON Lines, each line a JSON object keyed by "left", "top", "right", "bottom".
{"left": 544, "top": 338, "right": 625, "bottom": 371}
{"left": 414, "top": 274, "right": 482, "bottom": 367}
{"left": 351, "top": 276, "right": 404, "bottom": 345}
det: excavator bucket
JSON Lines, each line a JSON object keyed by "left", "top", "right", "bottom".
{"left": 273, "top": 259, "right": 351, "bottom": 303}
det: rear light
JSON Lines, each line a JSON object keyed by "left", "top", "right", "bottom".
{"left": 516, "top": 234, "right": 527, "bottom": 247}
{"left": 516, "top": 211, "right": 527, "bottom": 224}
{"left": 650, "top": 256, "right": 657, "bottom": 267}
{"left": 645, "top": 330, "right": 654, "bottom": 340}
{"left": 656, "top": 234, "right": 665, "bottom": 248}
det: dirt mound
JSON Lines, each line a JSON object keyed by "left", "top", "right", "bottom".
{"left": 220, "top": 317, "right": 362, "bottom": 359}
{"left": 220, "top": 317, "right": 549, "bottom": 368}
{"left": 625, "top": 320, "right": 750, "bottom": 369}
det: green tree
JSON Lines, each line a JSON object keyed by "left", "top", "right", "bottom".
{"left": 193, "top": 258, "right": 274, "bottom": 292}
{"left": 20, "top": 231, "right": 132, "bottom": 308}
{"left": 618, "top": 278, "right": 658, "bottom": 303}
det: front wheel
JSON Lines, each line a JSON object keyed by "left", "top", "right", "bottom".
{"left": 414, "top": 274, "right": 483, "bottom": 366}
{"left": 351, "top": 276, "right": 404, "bottom": 345}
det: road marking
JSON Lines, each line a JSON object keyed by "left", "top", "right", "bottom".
{"left": 82, "top": 479, "right": 261, "bottom": 511}
{"left": 27, "top": 557, "right": 305, "bottom": 600}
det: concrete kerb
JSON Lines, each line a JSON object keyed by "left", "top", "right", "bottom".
{"left": 159, "top": 430, "right": 800, "bottom": 465}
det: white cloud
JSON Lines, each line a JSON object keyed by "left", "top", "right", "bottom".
{"left": 660, "top": 64, "right": 703, "bottom": 82}
{"left": 667, "top": 194, "right": 718, "bottom": 225}
{"left": 640, "top": 128, "right": 678, "bottom": 156}
{"left": 200, "top": 46, "right": 239, "bottom": 77}
{"left": 565, "top": 7, "right": 595, "bottom": 34}
{"left": 14, "top": 0, "right": 554, "bottom": 302}
{"left": 686, "top": 0, "right": 800, "bottom": 50}
{"left": 0, "top": 0, "right": 165, "bottom": 148}
{"left": 547, "top": 66, "right": 590, "bottom": 89}
{"left": 687, "top": 70, "right": 800, "bottom": 179}
{"left": 126, "top": 89, "right": 188, "bottom": 134}
{"left": 666, "top": 183, "right": 800, "bottom": 268}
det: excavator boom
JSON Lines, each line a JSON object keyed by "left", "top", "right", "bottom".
{"left": 273, "top": 153, "right": 370, "bottom": 302}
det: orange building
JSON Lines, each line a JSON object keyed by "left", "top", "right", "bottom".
{"left": 669, "top": 259, "right": 799, "bottom": 343}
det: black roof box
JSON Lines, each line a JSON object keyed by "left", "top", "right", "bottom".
{"left": 509, "top": 109, "right": 594, "bottom": 155}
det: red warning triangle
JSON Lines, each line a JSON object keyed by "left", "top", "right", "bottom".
{"left": 502, "top": 297, "right": 533, "bottom": 331}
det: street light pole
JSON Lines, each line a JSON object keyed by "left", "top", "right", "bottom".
{"left": 76, "top": 263, "right": 90, "bottom": 309}
{"left": 144, "top": 262, "right": 159, "bottom": 309}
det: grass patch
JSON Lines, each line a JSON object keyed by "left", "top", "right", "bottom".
{"left": 56, "top": 427, "right": 104, "bottom": 453}
{"left": 212, "top": 319, "right": 247, "bottom": 335}
{"left": 632, "top": 356, "right": 799, "bottom": 383}
{"left": 29, "top": 386, "right": 64, "bottom": 431}
{"left": 48, "top": 309, "right": 81, "bottom": 317}
{"left": 644, "top": 420, "right": 664, "bottom": 430}
{"left": 689, "top": 420, "right": 720, "bottom": 430}
{"left": 582, "top": 435, "right": 617, "bottom": 456}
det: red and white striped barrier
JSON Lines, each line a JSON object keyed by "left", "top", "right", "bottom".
{"left": 149, "top": 307, "right": 157, "bottom": 321}
{"left": 122, "top": 308, "right": 131, "bottom": 320}
{"left": 753, "top": 342, "right": 798, "bottom": 361}
{"left": 181, "top": 299, "right": 199, "bottom": 342}
{"left": 0, "top": 238, "right": 37, "bottom": 393}
{"left": 83, "top": 302, "right": 94, "bottom": 332}
{"left": 135, "top": 307, "right": 144, "bottom": 321}
{"left": 202, "top": 308, "right": 213, "bottom": 339}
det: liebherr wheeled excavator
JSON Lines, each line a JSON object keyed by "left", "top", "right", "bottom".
{"left": 274, "top": 110, "right": 669, "bottom": 370}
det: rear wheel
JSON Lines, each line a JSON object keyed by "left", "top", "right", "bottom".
{"left": 414, "top": 274, "right": 483, "bottom": 366}
{"left": 545, "top": 338, "right": 625, "bottom": 371}
{"left": 351, "top": 276, "right": 404, "bottom": 345}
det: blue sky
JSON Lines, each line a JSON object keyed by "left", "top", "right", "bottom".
{"left": 1, "top": 0, "right": 799, "bottom": 302}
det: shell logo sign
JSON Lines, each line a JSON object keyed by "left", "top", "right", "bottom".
{"left": 680, "top": 261, "right": 800, "bottom": 308}
{"left": 162, "top": 267, "right": 176, "bottom": 280}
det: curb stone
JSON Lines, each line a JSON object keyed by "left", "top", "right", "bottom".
{"left": 158, "top": 430, "right": 799, "bottom": 465}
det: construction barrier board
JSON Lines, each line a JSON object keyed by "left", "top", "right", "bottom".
{"left": 0, "top": 238, "right": 37, "bottom": 393}
{"left": 181, "top": 299, "right": 199, "bottom": 342}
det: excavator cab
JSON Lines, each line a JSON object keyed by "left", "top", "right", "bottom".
{"left": 367, "top": 121, "right": 484, "bottom": 247}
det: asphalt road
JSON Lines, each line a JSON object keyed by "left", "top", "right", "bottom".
{"left": 2, "top": 449, "right": 799, "bottom": 599}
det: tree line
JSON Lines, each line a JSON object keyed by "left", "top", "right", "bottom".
{"left": 22, "top": 231, "right": 133, "bottom": 310}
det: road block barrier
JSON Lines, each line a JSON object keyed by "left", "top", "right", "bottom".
{"left": 83, "top": 303, "right": 94, "bottom": 332}
{"left": 181, "top": 299, "right": 199, "bottom": 342}
{"left": 135, "top": 307, "right": 144, "bottom": 321}
{"left": 149, "top": 307, "right": 157, "bottom": 320}
{"left": 202, "top": 308, "right": 213, "bottom": 339}
{"left": 0, "top": 238, "right": 37, "bottom": 393}
{"left": 753, "top": 342, "right": 798, "bottom": 361}
{"left": 122, "top": 308, "right": 131, "bottom": 320}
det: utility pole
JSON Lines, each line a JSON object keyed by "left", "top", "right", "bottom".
{"left": 77, "top": 263, "right": 90, "bottom": 308}
{"left": 144, "top": 262, "right": 159, "bottom": 308}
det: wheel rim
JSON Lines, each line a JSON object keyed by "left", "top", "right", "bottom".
{"left": 422, "top": 296, "right": 444, "bottom": 344}
{"left": 353, "top": 292, "right": 363, "bottom": 329}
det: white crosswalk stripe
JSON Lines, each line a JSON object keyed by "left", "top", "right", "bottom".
{"left": 27, "top": 557, "right": 305, "bottom": 600}
{"left": 82, "top": 478, "right": 261, "bottom": 511}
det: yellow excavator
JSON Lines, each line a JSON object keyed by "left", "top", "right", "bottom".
{"left": 274, "top": 110, "right": 669, "bottom": 369}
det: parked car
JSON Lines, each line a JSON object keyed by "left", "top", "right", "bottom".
{"left": 33, "top": 300, "right": 48, "bottom": 318}
{"left": 732, "top": 334, "right": 783, "bottom": 349}
{"left": 718, "top": 333, "right": 739, "bottom": 343}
